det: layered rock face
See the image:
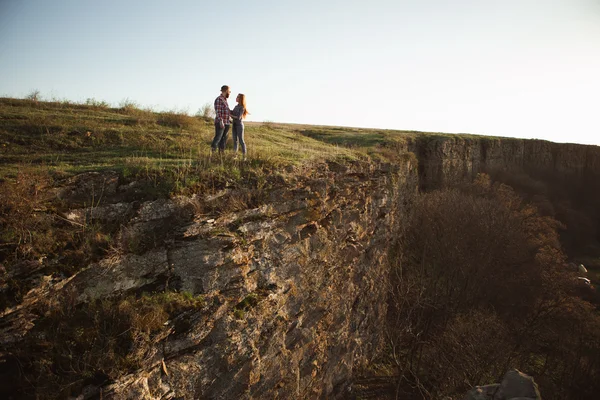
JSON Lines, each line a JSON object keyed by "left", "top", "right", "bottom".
{"left": 2, "top": 136, "right": 599, "bottom": 399}
{"left": 413, "top": 137, "right": 600, "bottom": 254}
{"left": 103, "top": 161, "right": 416, "bottom": 399}
{"left": 1, "top": 160, "right": 417, "bottom": 399}
{"left": 412, "top": 137, "right": 600, "bottom": 190}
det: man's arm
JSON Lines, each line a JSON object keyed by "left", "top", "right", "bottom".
{"left": 231, "top": 106, "right": 240, "bottom": 120}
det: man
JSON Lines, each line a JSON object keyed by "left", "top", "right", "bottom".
{"left": 211, "top": 85, "right": 232, "bottom": 153}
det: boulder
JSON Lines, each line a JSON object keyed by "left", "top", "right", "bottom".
{"left": 462, "top": 370, "right": 541, "bottom": 400}
{"left": 493, "top": 369, "right": 541, "bottom": 400}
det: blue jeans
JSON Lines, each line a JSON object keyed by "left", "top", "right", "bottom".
{"left": 211, "top": 122, "right": 230, "bottom": 152}
{"left": 232, "top": 122, "right": 246, "bottom": 154}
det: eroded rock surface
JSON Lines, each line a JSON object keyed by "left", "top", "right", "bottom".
{"left": 4, "top": 136, "right": 600, "bottom": 399}
{"left": 1, "top": 160, "right": 418, "bottom": 399}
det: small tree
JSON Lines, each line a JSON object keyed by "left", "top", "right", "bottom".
{"left": 25, "top": 89, "right": 41, "bottom": 102}
{"left": 385, "top": 173, "right": 585, "bottom": 398}
{"left": 196, "top": 102, "right": 215, "bottom": 119}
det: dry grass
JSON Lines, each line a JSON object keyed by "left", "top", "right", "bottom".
{"left": 157, "top": 110, "right": 197, "bottom": 129}
{"left": 0, "top": 97, "right": 363, "bottom": 180}
{"left": 10, "top": 290, "right": 205, "bottom": 399}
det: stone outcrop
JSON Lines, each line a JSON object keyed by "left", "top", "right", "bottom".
{"left": 463, "top": 369, "right": 542, "bottom": 400}
{"left": 2, "top": 134, "right": 600, "bottom": 399}
{"left": 1, "top": 160, "right": 418, "bottom": 399}
{"left": 409, "top": 136, "right": 600, "bottom": 191}
{"left": 104, "top": 161, "right": 415, "bottom": 399}
{"left": 412, "top": 136, "right": 600, "bottom": 256}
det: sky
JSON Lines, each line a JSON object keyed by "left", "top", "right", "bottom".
{"left": 1, "top": 0, "right": 599, "bottom": 145}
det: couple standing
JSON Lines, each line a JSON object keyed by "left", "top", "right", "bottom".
{"left": 211, "top": 85, "right": 249, "bottom": 159}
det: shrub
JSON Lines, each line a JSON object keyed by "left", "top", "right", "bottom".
{"left": 383, "top": 174, "right": 600, "bottom": 399}
{"left": 85, "top": 98, "right": 111, "bottom": 108}
{"left": 25, "top": 89, "right": 41, "bottom": 102}
{"left": 157, "top": 110, "right": 196, "bottom": 129}
{"left": 117, "top": 99, "right": 156, "bottom": 125}
{"left": 488, "top": 169, "right": 600, "bottom": 256}
{"left": 424, "top": 310, "right": 512, "bottom": 395}
{"left": 118, "top": 98, "right": 140, "bottom": 114}
{"left": 0, "top": 171, "right": 54, "bottom": 262}
{"left": 196, "top": 102, "right": 215, "bottom": 119}
{"left": 6, "top": 290, "right": 204, "bottom": 399}
{"left": 0, "top": 171, "right": 118, "bottom": 310}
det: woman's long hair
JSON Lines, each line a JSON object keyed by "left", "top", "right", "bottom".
{"left": 239, "top": 94, "right": 249, "bottom": 119}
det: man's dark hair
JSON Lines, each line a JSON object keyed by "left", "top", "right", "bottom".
{"left": 221, "top": 85, "right": 229, "bottom": 92}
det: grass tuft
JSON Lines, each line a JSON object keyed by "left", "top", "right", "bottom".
{"left": 9, "top": 290, "right": 205, "bottom": 398}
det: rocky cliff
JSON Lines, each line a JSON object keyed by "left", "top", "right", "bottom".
{"left": 411, "top": 136, "right": 600, "bottom": 191}
{"left": 413, "top": 136, "right": 600, "bottom": 255}
{"left": 2, "top": 134, "right": 599, "bottom": 399}
{"left": 0, "top": 159, "right": 418, "bottom": 399}
{"left": 102, "top": 160, "right": 417, "bottom": 399}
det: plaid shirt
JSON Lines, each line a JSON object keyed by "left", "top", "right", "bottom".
{"left": 214, "top": 95, "right": 231, "bottom": 125}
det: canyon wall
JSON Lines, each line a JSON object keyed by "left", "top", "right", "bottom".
{"left": 0, "top": 160, "right": 417, "bottom": 399}
{"left": 2, "top": 136, "right": 600, "bottom": 399}
{"left": 101, "top": 160, "right": 417, "bottom": 399}
{"left": 413, "top": 136, "right": 600, "bottom": 191}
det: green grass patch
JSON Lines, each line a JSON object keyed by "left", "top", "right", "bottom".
{"left": 0, "top": 97, "right": 366, "bottom": 186}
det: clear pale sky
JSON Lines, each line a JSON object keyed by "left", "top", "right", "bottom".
{"left": 1, "top": 0, "right": 599, "bottom": 145}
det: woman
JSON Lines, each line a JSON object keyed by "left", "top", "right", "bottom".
{"left": 231, "top": 93, "right": 249, "bottom": 160}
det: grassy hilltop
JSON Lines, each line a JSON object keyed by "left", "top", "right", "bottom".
{"left": 0, "top": 97, "right": 426, "bottom": 190}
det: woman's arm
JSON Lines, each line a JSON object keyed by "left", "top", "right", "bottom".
{"left": 231, "top": 106, "right": 241, "bottom": 119}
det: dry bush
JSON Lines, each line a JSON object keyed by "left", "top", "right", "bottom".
{"left": 6, "top": 290, "right": 203, "bottom": 399}
{"left": 384, "top": 173, "right": 600, "bottom": 399}
{"left": 0, "top": 171, "right": 54, "bottom": 262}
{"left": 489, "top": 169, "right": 600, "bottom": 256}
{"left": 395, "top": 175, "right": 560, "bottom": 320}
{"left": 0, "top": 172, "right": 116, "bottom": 310}
{"left": 516, "top": 293, "right": 600, "bottom": 400}
{"left": 424, "top": 310, "right": 513, "bottom": 395}
{"left": 157, "top": 110, "right": 196, "bottom": 129}
{"left": 84, "top": 97, "right": 110, "bottom": 108}
{"left": 196, "top": 102, "right": 215, "bottom": 119}
{"left": 25, "top": 89, "right": 41, "bottom": 102}
{"left": 117, "top": 99, "right": 156, "bottom": 125}
{"left": 118, "top": 98, "right": 141, "bottom": 114}
{"left": 26, "top": 296, "right": 167, "bottom": 398}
